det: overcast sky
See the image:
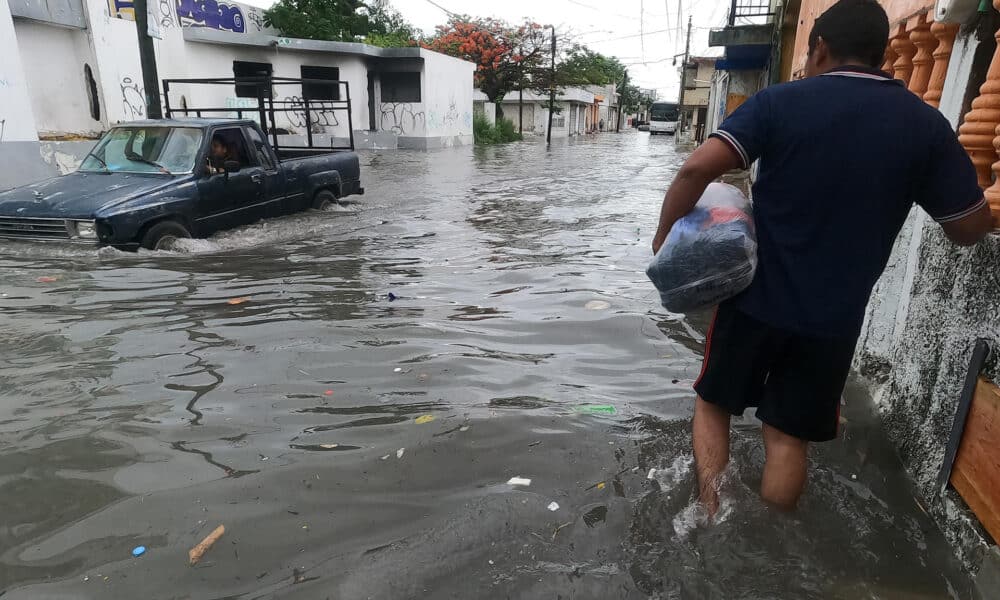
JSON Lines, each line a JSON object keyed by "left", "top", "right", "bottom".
{"left": 243, "top": 0, "right": 729, "bottom": 99}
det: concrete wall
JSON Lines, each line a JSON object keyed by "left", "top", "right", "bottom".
{"left": 0, "top": 1, "right": 40, "bottom": 142}
{"left": 853, "top": 21, "right": 1000, "bottom": 578}
{"left": 0, "top": 140, "right": 96, "bottom": 191}
{"left": 419, "top": 50, "right": 473, "bottom": 148}
{"left": 157, "top": 31, "right": 366, "bottom": 141}
{"left": 14, "top": 20, "right": 103, "bottom": 137}
{"left": 473, "top": 101, "right": 496, "bottom": 125}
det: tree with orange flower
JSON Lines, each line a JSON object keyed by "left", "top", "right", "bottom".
{"left": 424, "top": 16, "right": 548, "bottom": 108}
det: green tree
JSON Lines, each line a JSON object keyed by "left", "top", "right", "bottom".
{"left": 364, "top": 0, "right": 417, "bottom": 47}
{"left": 555, "top": 44, "right": 625, "bottom": 86}
{"left": 264, "top": 0, "right": 416, "bottom": 46}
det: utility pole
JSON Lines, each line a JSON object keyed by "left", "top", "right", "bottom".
{"left": 546, "top": 25, "right": 556, "bottom": 146}
{"left": 134, "top": 0, "right": 162, "bottom": 119}
{"left": 518, "top": 46, "right": 524, "bottom": 135}
{"left": 677, "top": 15, "right": 692, "bottom": 135}
{"left": 617, "top": 69, "right": 627, "bottom": 133}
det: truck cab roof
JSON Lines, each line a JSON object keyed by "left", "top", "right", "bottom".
{"left": 114, "top": 118, "right": 257, "bottom": 129}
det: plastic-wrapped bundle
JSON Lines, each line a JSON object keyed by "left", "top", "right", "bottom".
{"left": 647, "top": 182, "right": 757, "bottom": 313}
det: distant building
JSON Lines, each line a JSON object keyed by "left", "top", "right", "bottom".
{"left": 494, "top": 87, "right": 595, "bottom": 137}
{"left": 678, "top": 57, "right": 717, "bottom": 142}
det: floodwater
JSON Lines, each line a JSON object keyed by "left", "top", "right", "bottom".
{"left": 0, "top": 132, "right": 979, "bottom": 599}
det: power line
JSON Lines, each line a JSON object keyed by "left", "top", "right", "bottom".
{"left": 422, "top": 0, "right": 456, "bottom": 17}
{"left": 640, "top": 0, "right": 645, "bottom": 62}
{"left": 587, "top": 25, "right": 713, "bottom": 44}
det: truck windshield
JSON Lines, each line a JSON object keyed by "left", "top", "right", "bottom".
{"left": 80, "top": 127, "right": 204, "bottom": 174}
{"left": 650, "top": 103, "right": 679, "bottom": 122}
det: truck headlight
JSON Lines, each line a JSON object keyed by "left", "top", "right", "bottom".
{"left": 70, "top": 221, "right": 98, "bottom": 239}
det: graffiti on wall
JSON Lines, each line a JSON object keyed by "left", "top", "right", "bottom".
{"left": 225, "top": 97, "right": 259, "bottom": 120}
{"left": 426, "top": 96, "right": 472, "bottom": 133}
{"left": 176, "top": 0, "right": 266, "bottom": 33}
{"left": 380, "top": 103, "right": 424, "bottom": 136}
{"left": 121, "top": 77, "right": 146, "bottom": 121}
{"left": 284, "top": 96, "right": 340, "bottom": 131}
{"left": 176, "top": 0, "right": 245, "bottom": 32}
{"left": 158, "top": 0, "right": 176, "bottom": 27}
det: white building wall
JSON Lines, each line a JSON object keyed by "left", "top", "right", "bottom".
{"left": 419, "top": 50, "right": 473, "bottom": 146}
{"left": 0, "top": 2, "right": 39, "bottom": 142}
{"left": 14, "top": 20, "right": 103, "bottom": 137}
{"left": 157, "top": 32, "right": 365, "bottom": 141}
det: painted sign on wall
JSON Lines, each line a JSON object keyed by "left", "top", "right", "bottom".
{"left": 175, "top": 0, "right": 268, "bottom": 34}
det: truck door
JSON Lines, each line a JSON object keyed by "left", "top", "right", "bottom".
{"left": 196, "top": 126, "right": 265, "bottom": 231}
{"left": 244, "top": 125, "right": 285, "bottom": 218}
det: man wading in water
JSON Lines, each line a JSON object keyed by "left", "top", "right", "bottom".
{"left": 652, "top": 0, "right": 992, "bottom": 514}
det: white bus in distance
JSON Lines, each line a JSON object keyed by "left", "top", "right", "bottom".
{"left": 649, "top": 102, "right": 679, "bottom": 135}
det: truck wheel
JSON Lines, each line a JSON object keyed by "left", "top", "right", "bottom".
{"left": 141, "top": 220, "right": 191, "bottom": 251}
{"left": 313, "top": 190, "right": 338, "bottom": 210}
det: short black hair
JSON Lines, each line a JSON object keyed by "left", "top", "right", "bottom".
{"left": 808, "top": 0, "right": 890, "bottom": 68}
{"left": 211, "top": 133, "right": 227, "bottom": 146}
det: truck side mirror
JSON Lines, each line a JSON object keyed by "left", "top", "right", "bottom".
{"left": 224, "top": 161, "right": 241, "bottom": 174}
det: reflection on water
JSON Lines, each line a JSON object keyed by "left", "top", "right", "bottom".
{"left": 0, "top": 134, "right": 976, "bottom": 599}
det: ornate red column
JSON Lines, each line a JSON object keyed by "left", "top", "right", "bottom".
{"left": 908, "top": 15, "right": 936, "bottom": 98}
{"left": 959, "top": 0, "right": 1000, "bottom": 191}
{"left": 891, "top": 24, "right": 916, "bottom": 85}
{"left": 925, "top": 22, "right": 960, "bottom": 108}
{"left": 882, "top": 44, "right": 898, "bottom": 75}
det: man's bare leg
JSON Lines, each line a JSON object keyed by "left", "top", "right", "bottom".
{"left": 761, "top": 423, "right": 809, "bottom": 510}
{"left": 693, "top": 396, "right": 732, "bottom": 516}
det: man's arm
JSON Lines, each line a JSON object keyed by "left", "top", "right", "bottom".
{"left": 652, "top": 137, "right": 744, "bottom": 253}
{"left": 939, "top": 200, "right": 992, "bottom": 246}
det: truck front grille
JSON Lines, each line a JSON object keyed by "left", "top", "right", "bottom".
{"left": 0, "top": 217, "right": 71, "bottom": 240}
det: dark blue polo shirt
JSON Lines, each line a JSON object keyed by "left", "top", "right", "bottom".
{"left": 709, "top": 65, "right": 985, "bottom": 339}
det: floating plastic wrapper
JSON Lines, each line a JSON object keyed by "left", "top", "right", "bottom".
{"left": 646, "top": 182, "right": 757, "bottom": 313}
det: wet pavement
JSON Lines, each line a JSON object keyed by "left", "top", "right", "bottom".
{"left": 0, "top": 132, "right": 980, "bottom": 599}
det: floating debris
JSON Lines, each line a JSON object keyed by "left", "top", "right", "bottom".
{"left": 324, "top": 390, "right": 334, "bottom": 396}
{"left": 576, "top": 405, "right": 616, "bottom": 415}
{"left": 547, "top": 502, "right": 560, "bottom": 511}
{"left": 387, "top": 292, "right": 398, "bottom": 302}
{"left": 319, "top": 444, "right": 338, "bottom": 449}
{"left": 189, "top": 524, "right": 225, "bottom": 565}
{"left": 393, "top": 368, "right": 402, "bottom": 373}
{"left": 132, "top": 546, "right": 146, "bottom": 557}
{"left": 459, "top": 425, "right": 470, "bottom": 432}
{"left": 583, "top": 505, "right": 608, "bottom": 528}
{"left": 36, "top": 276, "right": 59, "bottom": 283}
{"left": 380, "top": 454, "right": 390, "bottom": 460}
{"left": 507, "top": 476, "right": 531, "bottom": 487}
{"left": 227, "top": 297, "right": 250, "bottom": 305}
{"left": 584, "top": 300, "right": 611, "bottom": 310}
{"left": 597, "top": 482, "right": 606, "bottom": 490}
{"left": 414, "top": 415, "right": 436, "bottom": 425}
{"left": 396, "top": 448, "right": 405, "bottom": 459}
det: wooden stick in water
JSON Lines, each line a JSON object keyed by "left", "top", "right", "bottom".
{"left": 189, "top": 524, "right": 225, "bottom": 565}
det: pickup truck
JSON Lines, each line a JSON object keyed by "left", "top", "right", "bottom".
{"left": 0, "top": 118, "right": 363, "bottom": 250}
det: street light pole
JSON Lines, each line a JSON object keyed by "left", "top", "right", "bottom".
{"left": 616, "top": 69, "right": 627, "bottom": 133}
{"left": 518, "top": 45, "right": 524, "bottom": 135}
{"left": 677, "top": 15, "right": 692, "bottom": 136}
{"left": 134, "top": 0, "right": 162, "bottom": 119}
{"left": 546, "top": 25, "right": 556, "bottom": 146}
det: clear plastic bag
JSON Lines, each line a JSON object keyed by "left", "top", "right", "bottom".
{"left": 646, "top": 182, "right": 757, "bottom": 313}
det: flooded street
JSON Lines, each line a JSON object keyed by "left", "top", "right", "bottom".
{"left": 0, "top": 133, "right": 979, "bottom": 599}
